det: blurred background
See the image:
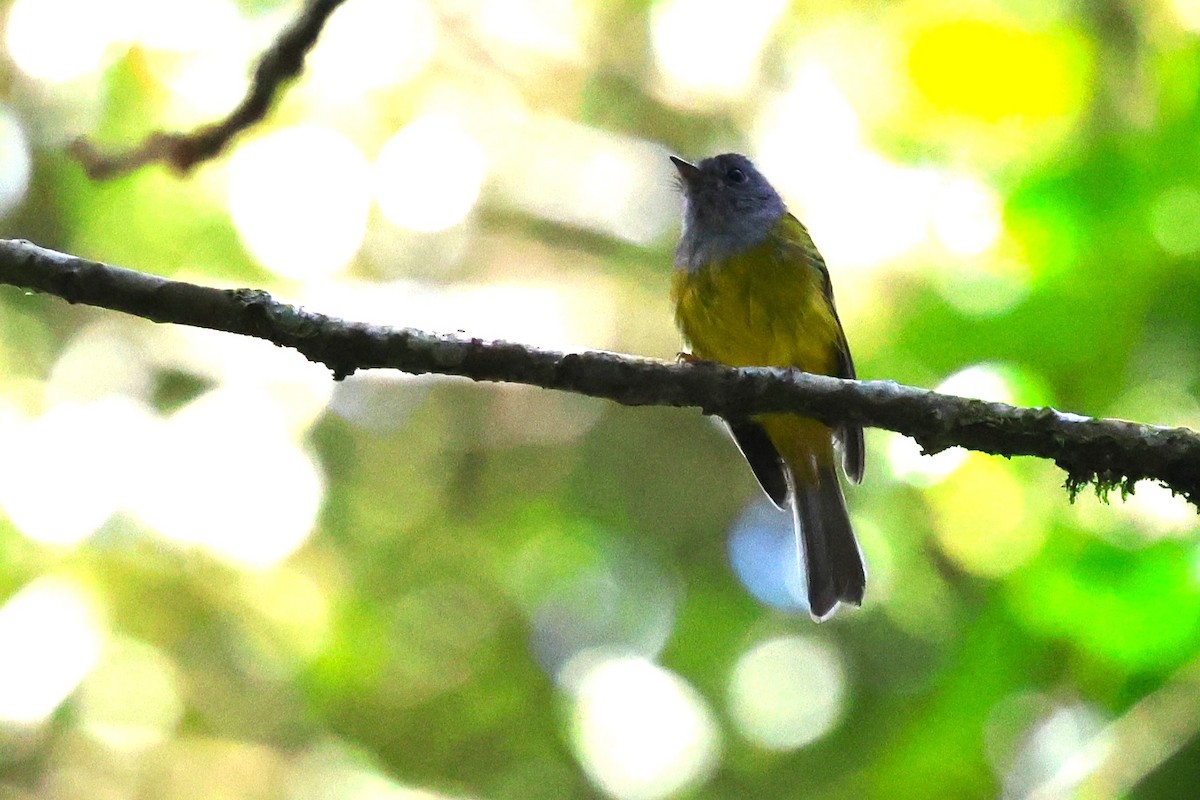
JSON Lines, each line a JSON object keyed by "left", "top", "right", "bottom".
{"left": 0, "top": 0, "right": 1199, "bottom": 797}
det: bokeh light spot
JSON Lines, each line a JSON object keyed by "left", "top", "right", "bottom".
{"left": 1119, "top": 481, "right": 1197, "bottom": 537}
{"left": 46, "top": 321, "right": 153, "bottom": 405}
{"left": 243, "top": 568, "right": 332, "bottom": 663}
{"left": 1002, "top": 703, "right": 1107, "bottom": 798}
{"left": 908, "top": 20, "right": 1083, "bottom": 122}
{"left": 307, "top": 0, "right": 437, "bottom": 94}
{"left": 886, "top": 362, "right": 1018, "bottom": 486}
{"left": 476, "top": 0, "right": 583, "bottom": 59}
{"left": 129, "top": 0, "right": 242, "bottom": 51}
{"left": 290, "top": 742, "right": 480, "bottom": 800}
{"left": 930, "top": 454, "right": 1041, "bottom": 577}
{"left": 529, "top": 553, "right": 677, "bottom": 686}
{"left": 985, "top": 690, "right": 1051, "bottom": 778}
{"left": 727, "top": 499, "right": 807, "bottom": 612}
{"left": 78, "top": 637, "right": 183, "bottom": 751}
{"left": 652, "top": 0, "right": 788, "bottom": 101}
{"left": 156, "top": 324, "right": 336, "bottom": 438}
{"left": 123, "top": 0, "right": 253, "bottom": 126}
{"left": 375, "top": 116, "right": 488, "bottom": 233}
{"left": 0, "top": 398, "right": 154, "bottom": 546}
{"left": 505, "top": 520, "right": 677, "bottom": 687}
{"left": 0, "top": 577, "right": 105, "bottom": 727}
{"left": 303, "top": 277, "right": 613, "bottom": 355}
{"left": 4, "top": 0, "right": 124, "bottom": 83}
{"left": 570, "top": 655, "right": 720, "bottom": 800}
{"left": 488, "top": 119, "right": 675, "bottom": 245}
{"left": 1169, "top": 0, "right": 1200, "bottom": 31}
{"left": 931, "top": 174, "right": 1003, "bottom": 257}
{"left": 756, "top": 64, "right": 952, "bottom": 272}
{"left": 728, "top": 636, "right": 847, "bottom": 750}
{"left": 938, "top": 363, "right": 1017, "bottom": 404}
{"left": 228, "top": 126, "right": 371, "bottom": 280}
{"left": 131, "top": 388, "right": 324, "bottom": 570}
{"left": 0, "top": 106, "right": 32, "bottom": 219}
{"left": 933, "top": 253, "right": 1032, "bottom": 318}
{"left": 886, "top": 434, "right": 969, "bottom": 487}
{"left": 1150, "top": 186, "right": 1200, "bottom": 257}
{"left": 163, "top": 50, "right": 259, "bottom": 126}
{"left": 756, "top": 62, "right": 862, "bottom": 174}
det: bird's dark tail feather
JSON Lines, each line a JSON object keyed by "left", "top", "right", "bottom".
{"left": 793, "top": 466, "right": 866, "bottom": 621}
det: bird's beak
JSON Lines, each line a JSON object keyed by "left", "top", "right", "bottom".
{"left": 670, "top": 156, "right": 700, "bottom": 186}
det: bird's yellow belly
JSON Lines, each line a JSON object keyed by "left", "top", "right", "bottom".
{"left": 671, "top": 242, "right": 839, "bottom": 375}
{"left": 671, "top": 239, "right": 841, "bottom": 479}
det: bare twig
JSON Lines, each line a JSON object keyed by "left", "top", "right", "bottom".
{"left": 71, "top": 0, "right": 349, "bottom": 178}
{"left": 1, "top": 237, "right": 1198, "bottom": 508}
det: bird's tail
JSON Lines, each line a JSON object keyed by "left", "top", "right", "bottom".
{"left": 792, "top": 465, "right": 866, "bottom": 621}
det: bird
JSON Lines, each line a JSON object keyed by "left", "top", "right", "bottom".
{"left": 670, "top": 152, "right": 865, "bottom": 620}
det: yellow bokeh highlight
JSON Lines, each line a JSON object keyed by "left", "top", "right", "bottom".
{"left": 908, "top": 19, "right": 1085, "bottom": 122}
{"left": 929, "top": 455, "right": 1044, "bottom": 577}
{"left": 1168, "top": 0, "right": 1200, "bottom": 32}
{"left": 78, "top": 637, "right": 183, "bottom": 751}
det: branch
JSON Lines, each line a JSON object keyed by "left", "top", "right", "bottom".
{"left": 70, "top": 0, "right": 348, "bottom": 178}
{"left": 2, "top": 238, "right": 1198, "bottom": 509}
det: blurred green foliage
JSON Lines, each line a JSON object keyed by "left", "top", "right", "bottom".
{"left": 1, "top": 0, "right": 1200, "bottom": 799}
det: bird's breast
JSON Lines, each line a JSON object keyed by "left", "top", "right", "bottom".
{"left": 671, "top": 238, "right": 840, "bottom": 375}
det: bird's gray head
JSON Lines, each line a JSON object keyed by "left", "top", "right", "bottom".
{"left": 671, "top": 153, "right": 787, "bottom": 272}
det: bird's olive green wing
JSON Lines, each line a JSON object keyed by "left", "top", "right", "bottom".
{"left": 781, "top": 215, "right": 865, "bottom": 484}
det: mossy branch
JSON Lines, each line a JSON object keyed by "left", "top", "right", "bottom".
{"left": 2, "top": 238, "right": 1198, "bottom": 509}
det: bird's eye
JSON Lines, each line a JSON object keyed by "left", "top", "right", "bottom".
{"left": 726, "top": 168, "right": 747, "bottom": 184}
